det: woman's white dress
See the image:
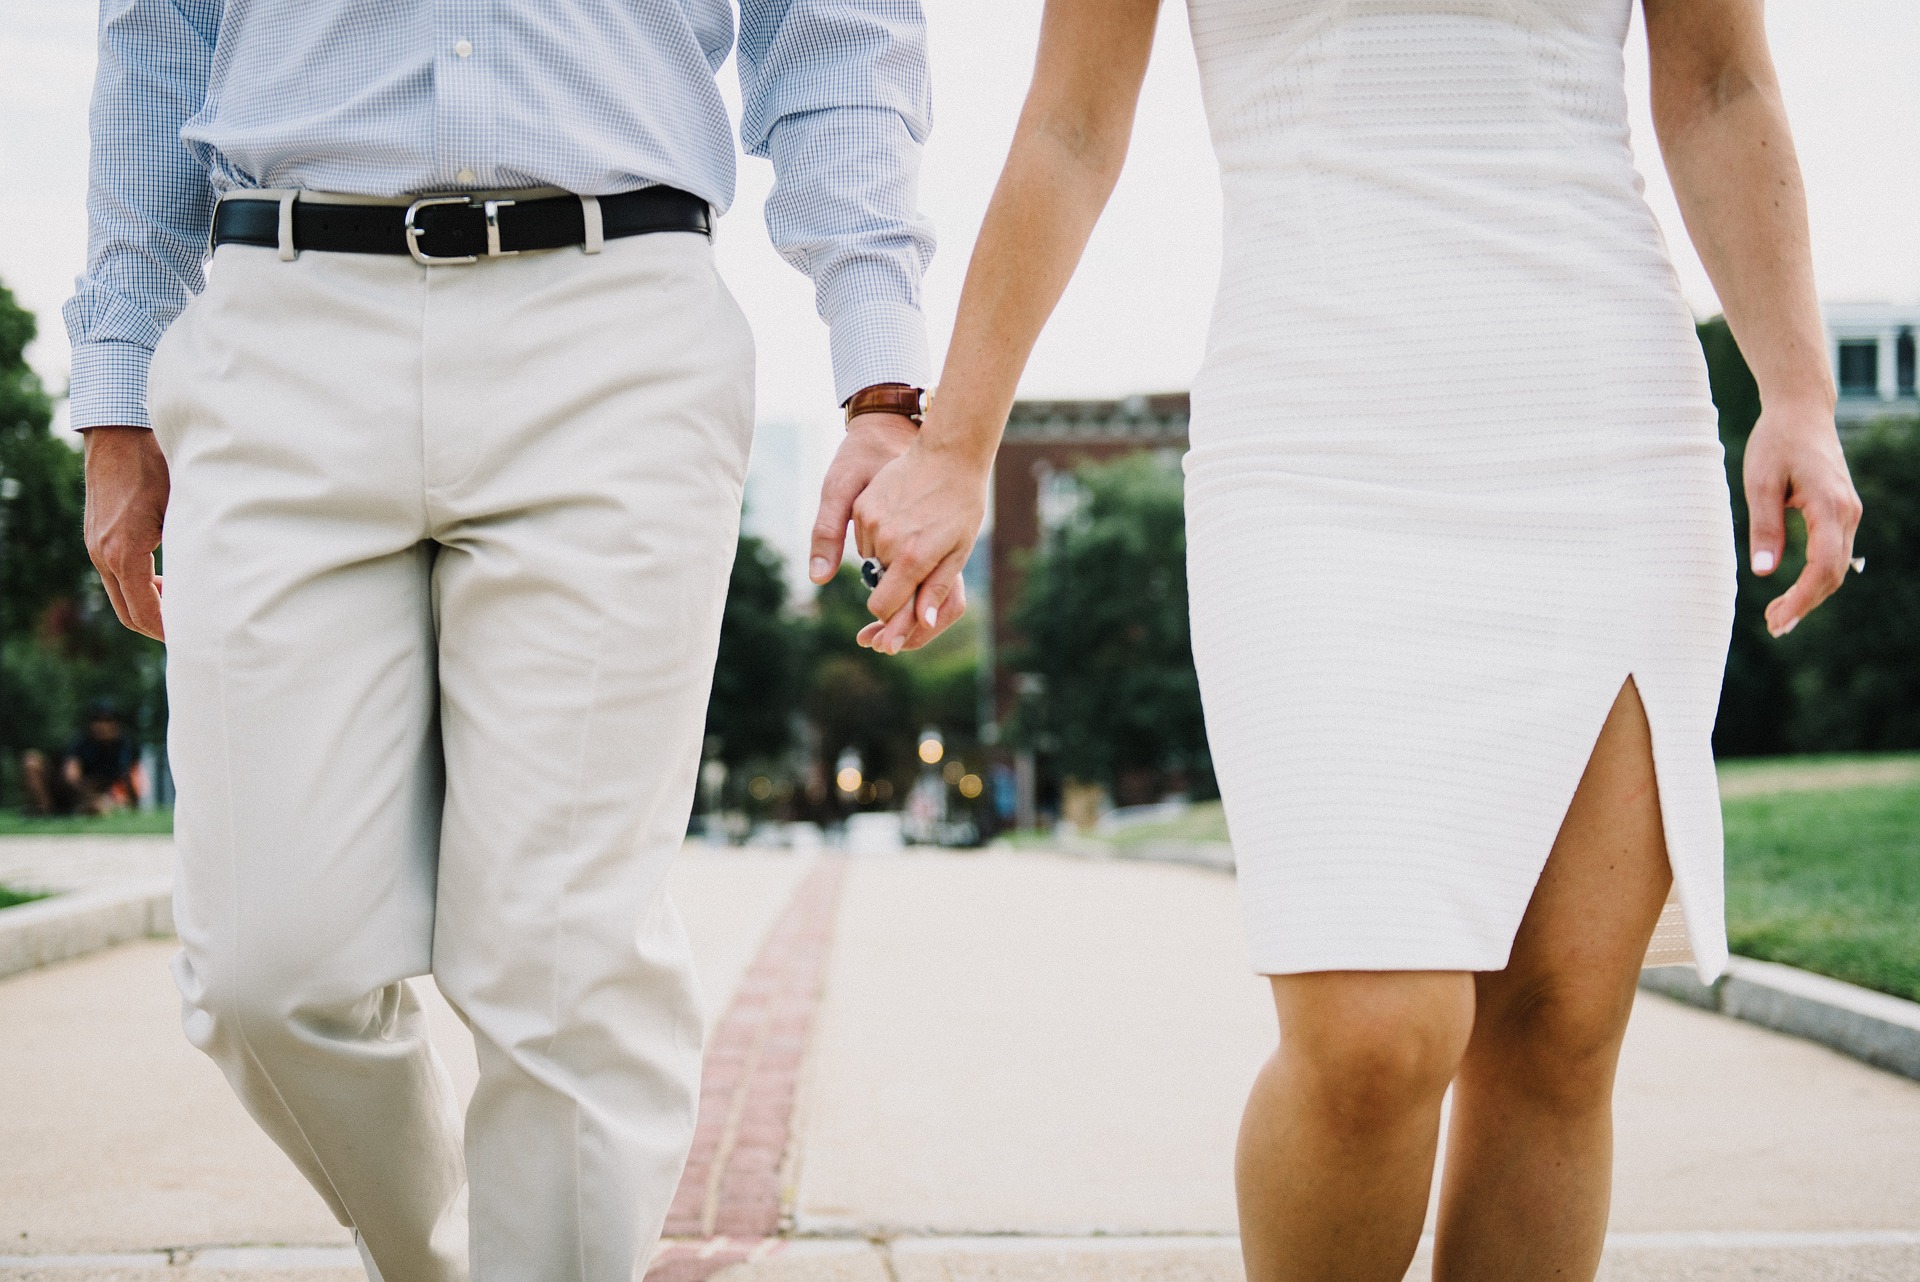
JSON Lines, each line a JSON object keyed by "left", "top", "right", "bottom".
{"left": 1183, "top": 0, "right": 1733, "bottom": 979}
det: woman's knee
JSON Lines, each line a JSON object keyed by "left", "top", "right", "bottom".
{"left": 1273, "top": 971, "right": 1475, "bottom": 1127}
{"left": 1471, "top": 972, "right": 1635, "bottom": 1108}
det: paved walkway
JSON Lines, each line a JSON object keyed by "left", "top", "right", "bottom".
{"left": 3, "top": 846, "right": 1920, "bottom": 1280}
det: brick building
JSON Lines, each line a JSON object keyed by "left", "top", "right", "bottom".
{"left": 979, "top": 393, "right": 1189, "bottom": 825}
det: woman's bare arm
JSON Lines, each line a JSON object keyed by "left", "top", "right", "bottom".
{"left": 816, "top": 0, "right": 1164, "bottom": 653}
{"left": 1645, "top": 0, "right": 1860, "bottom": 636}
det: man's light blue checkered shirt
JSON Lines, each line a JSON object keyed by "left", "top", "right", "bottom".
{"left": 63, "top": 0, "right": 936, "bottom": 429}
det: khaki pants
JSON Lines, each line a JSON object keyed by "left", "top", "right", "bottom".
{"left": 148, "top": 226, "right": 755, "bottom": 1282}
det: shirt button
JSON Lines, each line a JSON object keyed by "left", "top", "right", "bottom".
{"left": 456, "top": 168, "right": 476, "bottom": 185}
{"left": 454, "top": 38, "right": 473, "bottom": 57}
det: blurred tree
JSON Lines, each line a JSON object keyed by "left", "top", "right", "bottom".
{"left": 1700, "top": 316, "right": 1796, "bottom": 757}
{"left": 804, "top": 564, "right": 917, "bottom": 798}
{"left": 1781, "top": 419, "right": 1920, "bottom": 749}
{"left": 0, "top": 281, "right": 166, "bottom": 806}
{"left": 0, "top": 281, "right": 86, "bottom": 631}
{"left": 705, "top": 532, "right": 804, "bottom": 769}
{"left": 899, "top": 610, "right": 980, "bottom": 743}
{"left": 1007, "top": 452, "right": 1211, "bottom": 798}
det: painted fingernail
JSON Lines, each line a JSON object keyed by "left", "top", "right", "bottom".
{"left": 811, "top": 557, "right": 829, "bottom": 581}
{"left": 1772, "top": 617, "right": 1798, "bottom": 638}
{"left": 1752, "top": 550, "right": 1776, "bottom": 574}
{"left": 923, "top": 605, "right": 938, "bottom": 627}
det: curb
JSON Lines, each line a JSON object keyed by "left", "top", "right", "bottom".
{"left": 0, "top": 877, "right": 174, "bottom": 981}
{"left": 1032, "top": 833, "right": 1236, "bottom": 874}
{"left": 1641, "top": 957, "right": 1920, "bottom": 1082}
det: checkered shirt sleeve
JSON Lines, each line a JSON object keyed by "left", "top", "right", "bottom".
{"left": 63, "top": 0, "right": 220, "bottom": 430}
{"left": 739, "top": 0, "right": 936, "bottom": 403}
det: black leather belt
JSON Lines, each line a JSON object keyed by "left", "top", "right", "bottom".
{"left": 212, "top": 185, "right": 710, "bottom": 264}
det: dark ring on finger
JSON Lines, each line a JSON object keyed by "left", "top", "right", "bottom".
{"left": 860, "top": 558, "right": 885, "bottom": 591}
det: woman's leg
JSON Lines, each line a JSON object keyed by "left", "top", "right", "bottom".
{"left": 1432, "top": 679, "right": 1675, "bottom": 1281}
{"left": 1238, "top": 969, "right": 1476, "bottom": 1282}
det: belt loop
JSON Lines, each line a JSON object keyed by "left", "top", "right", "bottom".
{"left": 276, "top": 191, "right": 299, "bottom": 262}
{"left": 579, "top": 195, "right": 604, "bottom": 255}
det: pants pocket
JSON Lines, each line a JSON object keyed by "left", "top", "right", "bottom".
{"left": 145, "top": 296, "right": 202, "bottom": 461}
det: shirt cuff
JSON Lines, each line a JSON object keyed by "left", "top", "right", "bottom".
{"left": 67, "top": 340, "right": 156, "bottom": 430}
{"left": 826, "top": 298, "right": 932, "bottom": 408}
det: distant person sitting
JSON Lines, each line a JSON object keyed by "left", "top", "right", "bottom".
{"left": 19, "top": 701, "right": 140, "bottom": 817}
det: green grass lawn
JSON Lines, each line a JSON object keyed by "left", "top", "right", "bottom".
{"left": 0, "top": 807, "right": 174, "bottom": 837}
{"left": 1722, "top": 780, "right": 1920, "bottom": 1002}
{"left": 1106, "top": 801, "right": 1230, "bottom": 850}
{"left": 0, "top": 885, "right": 48, "bottom": 909}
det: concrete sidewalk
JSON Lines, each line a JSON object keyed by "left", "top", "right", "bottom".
{"left": 3, "top": 847, "right": 1919, "bottom": 1280}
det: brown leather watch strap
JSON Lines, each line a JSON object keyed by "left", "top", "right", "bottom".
{"left": 844, "top": 382, "right": 925, "bottom": 425}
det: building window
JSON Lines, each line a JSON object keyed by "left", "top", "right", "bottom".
{"left": 1030, "top": 461, "right": 1084, "bottom": 536}
{"left": 1900, "top": 328, "right": 1916, "bottom": 396}
{"left": 1838, "top": 340, "right": 1879, "bottom": 397}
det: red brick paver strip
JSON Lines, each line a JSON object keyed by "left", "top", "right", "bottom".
{"left": 649, "top": 854, "right": 849, "bottom": 1282}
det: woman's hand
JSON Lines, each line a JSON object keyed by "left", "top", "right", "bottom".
{"left": 850, "top": 429, "right": 993, "bottom": 655}
{"left": 1743, "top": 402, "right": 1862, "bottom": 638}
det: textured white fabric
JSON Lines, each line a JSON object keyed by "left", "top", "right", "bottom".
{"left": 149, "top": 233, "right": 753, "bottom": 1280}
{"left": 1182, "top": 0, "right": 1734, "bottom": 980}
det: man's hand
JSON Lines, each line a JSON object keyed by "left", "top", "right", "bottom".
{"left": 809, "top": 412, "right": 920, "bottom": 585}
{"left": 83, "top": 426, "right": 170, "bottom": 641}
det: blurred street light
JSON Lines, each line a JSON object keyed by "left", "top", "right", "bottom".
{"left": 835, "top": 748, "right": 863, "bottom": 796}
{"left": 917, "top": 728, "right": 944, "bottom": 765}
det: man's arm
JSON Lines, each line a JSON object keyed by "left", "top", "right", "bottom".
{"left": 64, "top": 0, "right": 220, "bottom": 640}
{"left": 737, "top": 0, "right": 935, "bottom": 403}
{"left": 735, "top": 0, "right": 937, "bottom": 588}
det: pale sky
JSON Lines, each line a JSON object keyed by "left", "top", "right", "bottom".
{"left": 2, "top": 0, "right": 1916, "bottom": 452}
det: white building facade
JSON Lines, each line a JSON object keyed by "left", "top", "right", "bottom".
{"left": 1827, "top": 302, "right": 1919, "bottom": 427}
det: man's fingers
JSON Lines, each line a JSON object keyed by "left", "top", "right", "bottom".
{"left": 93, "top": 558, "right": 138, "bottom": 635}
{"left": 122, "top": 563, "right": 166, "bottom": 641}
{"left": 812, "top": 451, "right": 874, "bottom": 583}
{"left": 809, "top": 494, "right": 854, "bottom": 585}
{"left": 1744, "top": 463, "right": 1787, "bottom": 577}
{"left": 100, "top": 548, "right": 164, "bottom": 641}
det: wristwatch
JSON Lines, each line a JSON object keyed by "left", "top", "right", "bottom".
{"left": 844, "top": 383, "right": 926, "bottom": 426}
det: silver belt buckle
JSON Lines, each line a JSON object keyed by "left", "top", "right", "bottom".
{"left": 483, "top": 199, "right": 517, "bottom": 258}
{"left": 404, "top": 195, "right": 479, "bottom": 265}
